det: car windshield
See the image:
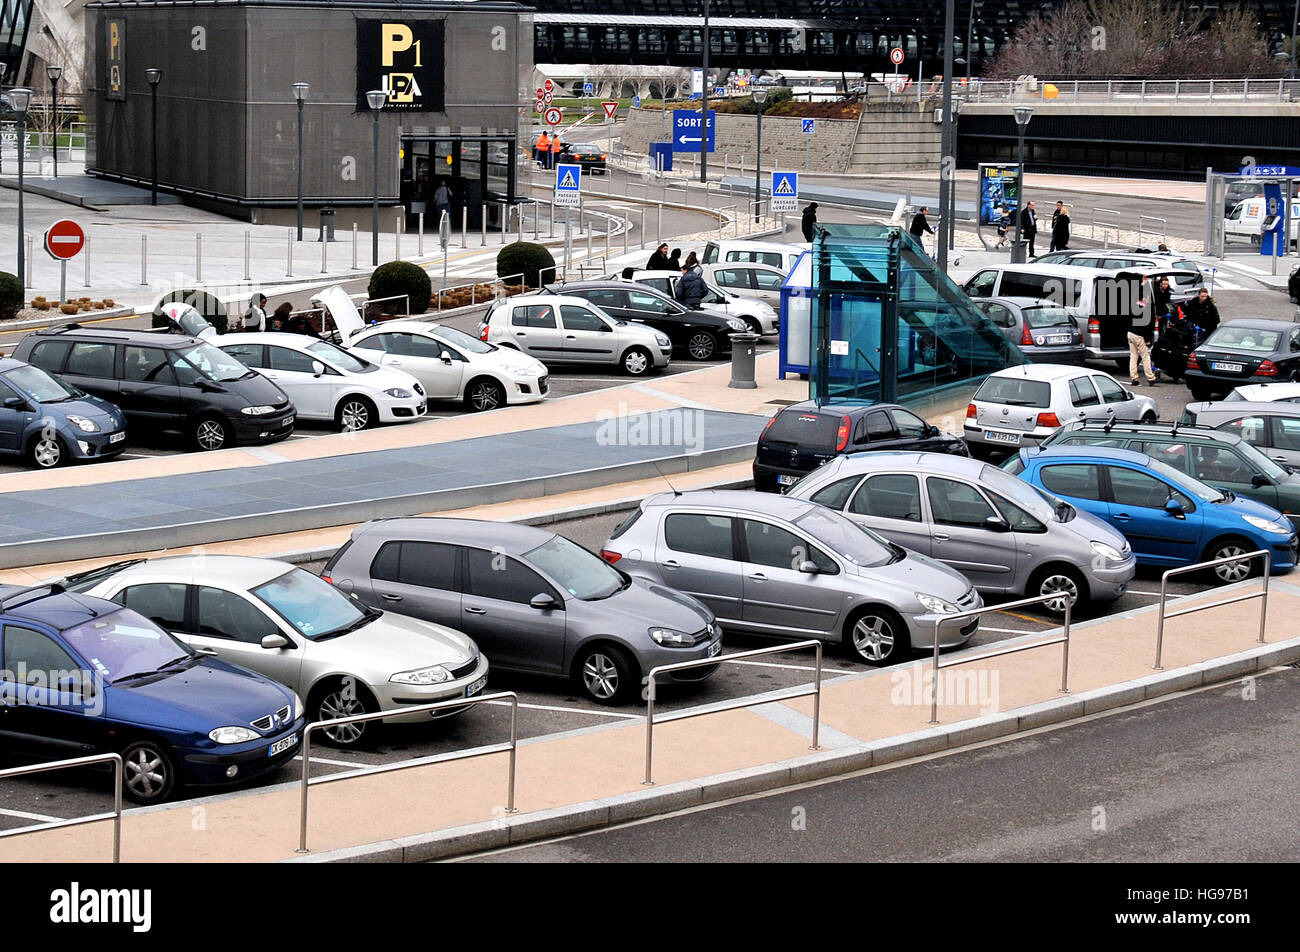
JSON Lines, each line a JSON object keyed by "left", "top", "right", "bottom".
{"left": 979, "top": 464, "right": 1058, "bottom": 520}
{"left": 973, "top": 375, "right": 1052, "bottom": 408}
{"left": 61, "top": 607, "right": 194, "bottom": 683}
{"left": 252, "top": 568, "right": 371, "bottom": 640}
{"left": 1205, "top": 326, "right": 1282, "bottom": 353}
{"left": 177, "top": 341, "right": 254, "bottom": 382}
{"left": 306, "top": 339, "right": 371, "bottom": 373}
{"left": 1145, "top": 457, "right": 1223, "bottom": 502}
{"left": 1022, "top": 306, "right": 1075, "bottom": 329}
{"left": 3, "top": 364, "right": 83, "bottom": 403}
{"left": 427, "top": 325, "right": 495, "bottom": 354}
{"left": 1234, "top": 438, "right": 1288, "bottom": 480}
{"left": 522, "top": 534, "right": 624, "bottom": 600}
{"left": 792, "top": 506, "right": 893, "bottom": 567}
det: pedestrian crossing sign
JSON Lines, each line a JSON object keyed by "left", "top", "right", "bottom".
{"left": 555, "top": 163, "right": 582, "bottom": 207}
{"left": 771, "top": 171, "right": 798, "bottom": 212}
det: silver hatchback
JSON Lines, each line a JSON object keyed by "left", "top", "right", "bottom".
{"left": 787, "top": 452, "right": 1136, "bottom": 614}
{"left": 601, "top": 489, "right": 981, "bottom": 665}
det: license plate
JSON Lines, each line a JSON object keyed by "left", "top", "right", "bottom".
{"left": 708, "top": 641, "right": 722, "bottom": 657}
{"left": 777, "top": 474, "right": 800, "bottom": 486}
{"left": 1045, "top": 335, "right": 1072, "bottom": 345}
{"left": 108, "top": 431, "right": 125, "bottom": 444}
{"left": 268, "top": 733, "right": 297, "bottom": 757}
{"left": 1210, "top": 361, "right": 1244, "bottom": 373}
{"left": 984, "top": 430, "right": 1021, "bottom": 445}
{"left": 465, "top": 675, "right": 488, "bottom": 697}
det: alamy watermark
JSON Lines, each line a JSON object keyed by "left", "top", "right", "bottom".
{"left": 890, "top": 666, "right": 1000, "bottom": 715}
{"left": 595, "top": 401, "right": 704, "bottom": 455}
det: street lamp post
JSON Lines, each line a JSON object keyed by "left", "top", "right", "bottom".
{"left": 145, "top": 68, "right": 161, "bottom": 205}
{"left": 46, "top": 65, "right": 61, "bottom": 178}
{"left": 937, "top": 0, "right": 956, "bottom": 272}
{"left": 8, "top": 87, "right": 32, "bottom": 282}
{"left": 0, "top": 64, "right": 8, "bottom": 175}
{"left": 293, "top": 82, "right": 310, "bottom": 241}
{"left": 752, "top": 88, "right": 767, "bottom": 223}
{"left": 947, "top": 96, "right": 963, "bottom": 257}
{"left": 700, "top": 0, "right": 710, "bottom": 183}
{"left": 1011, "top": 106, "right": 1033, "bottom": 263}
{"left": 967, "top": 1, "right": 981, "bottom": 84}
{"left": 366, "top": 89, "right": 387, "bottom": 267}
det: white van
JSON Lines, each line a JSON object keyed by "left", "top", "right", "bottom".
{"left": 1223, "top": 196, "right": 1300, "bottom": 245}
{"left": 700, "top": 239, "right": 802, "bottom": 273}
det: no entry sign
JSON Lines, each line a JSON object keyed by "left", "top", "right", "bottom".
{"left": 44, "top": 219, "right": 85, "bottom": 260}
{"left": 544, "top": 106, "right": 563, "bottom": 126}
{"left": 890, "top": 47, "right": 905, "bottom": 65}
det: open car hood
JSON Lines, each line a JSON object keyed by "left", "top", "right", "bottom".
{"left": 313, "top": 284, "right": 365, "bottom": 343}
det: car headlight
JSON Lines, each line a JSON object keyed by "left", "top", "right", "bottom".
{"left": 209, "top": 726, "right": 260, "bottom": 744}
{"left": 1243, "top": 514, "right": 1291, "bottom": 535}
{"left": 649, "top": 627, "right": 699, "bottom": 647}
{"left": 292, "top": 693, "right": 304, "bottom": 721}
{"left": 384, "top": 388, "right": 413, "bottom": 399}
{"left": 240, "top": 405, "right": 275, "bottom": 416}
{"left": 66, "top": 415, "right": 99, "bottom": 433}
{"left": 654, "top": 333, "right": 671, "bottom": 347}
{"left": 916, "top": 593, "right": 959, "bottom": 614}
{"left": 1090, "top": 541, "right": 1125, "bottom": 563}
{"left": 389, "top": 665, "right": 452, "bottom": 685}
{"left": 726, "top": 318, "right": 748, "bottom": 332}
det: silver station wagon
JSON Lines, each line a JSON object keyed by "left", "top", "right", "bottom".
{"left": 601, "top": 489, "right": 981, "bottom": 665}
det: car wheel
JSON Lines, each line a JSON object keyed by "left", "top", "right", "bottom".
{"left": 191, "top": 415, "right": 232, "bottom": 452}
{"left": 314, "top": 679, "right": 380, "bottom": 748}
{"left": 1140, "top": 410, "right": 1158, "bottom": 424}
{"left": 121, "top": 739, "right": 178, "bottom": 805}
{"left": 336, "top": 395, "right": 377, "bottom": 432}
{"left": 465, "top": 377, "right": 506, "bottom": 412}
{"left": 574, "top": 644, "right": 637, "bottom": 705}
{"left": 621, "top": 346, "right": 653, "bottom": 376}
{"left": 844, "top": 607, "right": 910, "bottom": 666}
{"left": 686, "top": 331, "right": 718, "bottom": 361}
{"left": 1205, "top": 537, "right": 1258, "bottom": 584}
{"left": 1029, "top": 565, "right": 1087, "bottom": 616}
{"left": 741, "top": 317, "right": 763, "bottom": 335}
{"left": 26, "top": 432, "right": 68, "bottom": 469}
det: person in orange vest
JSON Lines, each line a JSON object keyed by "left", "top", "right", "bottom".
{"left": 549, "top": 134, "right": 563, "bottom": 168}
{"left": 535, "top": 131, "right": 551, "bottom": 169}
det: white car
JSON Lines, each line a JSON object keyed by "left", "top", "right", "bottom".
{"left": 343, "top": 320, "right": 549, "bottom": 412}
{"left": 217, "top": 333, "right": 426, "bottom": 431}
{"left": 1225, "top": 382, "right": 1300, "bottom": 404}
{"left": 700, "top": 262, "right": 789, "bottom": 311}
{"left": 623, "top": 270, "right": 779, "bottom": 335}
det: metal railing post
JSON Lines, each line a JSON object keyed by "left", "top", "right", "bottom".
{"left": 639, "top": 208, "right": 646, "bottom": 249}
{"left": 549, "top": 201, "right": 555, "bottom": 238}
{"left": 195, "top": 234, "right": 202, "bottom": 282}
{"left": 1155, "top": 549, "right": 1269, "bottom": 669}
{"left": 321, "top": 230, "right": 328, "bottom": 273}
{"left": 287, "top": 229, "right": 293, "bottom": 276}
{"left": 481, "top": 204, "right": 488, "bottom": 247}
{"left": 418, "top": 211, "right": 424, "bottom": 256}
{"left": 140, "top": 235, "right": 147, "bottom": 286}
{"left": 244, "top": 231, "right": 251, "bottom": 281}
{"left": 0, "top": 753, "right": 123, "bottom": 862}
{"left": 462, "top": 207, "right": 468, "bottom": 249}
{"left": 395, "top": 212, "right": 402, "bottom": 261}
{"left": 83, "top": 239, "right": 90, "bottom": 287}
{"left": 352, "top": 222, "right": 359, "bottom": 270}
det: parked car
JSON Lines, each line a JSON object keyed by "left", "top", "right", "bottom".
{"left": 1010, "top": 445, "right": 1298, "bottom": 582}
{"left": 974, "top": 298, "right": 1085, "bottom": 364}
{"left": 700, "top": 239, "right": 804, "bottom": 272}
{"left": 0, "top": 356, "right": 128, "bottom": 468}
{"left": 479, "top": 293, "right": 672, "bottom": 375}
{"left": 754, "top": 400, "right": 968, "bottom": 493}
{"left": 1223, "top": 382, "right": 1300, "bottom": 403}
{"left": 786, "top": 451, "right": 1136, "bottom": 613}
{"left": 700, "top": 262, "right": 788, "bottom": 310}
{"left": 557, "top": 139, "right": 607, "bottom": 173}
{"left": 1185, "top": 320, "right": 1300, "bottom": 401}
{"left": 622, "top": 270, "right": 780, "bottom": 335}
{"left": 217, "top": 333, "right": 426, "bottom": 431}
{"left": 13, "top": 325, "right": 295, "bottom": 452}
{"left": 1049, "top": 417, "right": 1300, "bottom": 529}
{"left": 66, "top": 555, "right": 488, "bottom": 748}
{"left": 0, "top": 584, "right": 304, "bottom": 804}
{"left": 322, "top": 518, "right": 721, "bottom": 704}
{"left": 1179, "top": 401, "right": 1300, "bottom": 470}
{"left": 963, "top": 364, "right": 1158, "bottom": 458}
{"left": 544, "top": 280, "right": 743, "bottom": 360}
{"left": 1031, "top": 249, "right": 1204, "bottom": 293}
{"left": 600, "top": 490, "right": 982, "bottom": 665}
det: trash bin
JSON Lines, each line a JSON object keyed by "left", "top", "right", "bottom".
{"left": 728, "top": 333, "right": 760, "bottom": 389}
{"left": 318, "top": 207, "right": 337, "bottom": 243}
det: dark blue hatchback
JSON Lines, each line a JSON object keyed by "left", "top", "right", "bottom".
{"left": 0, "top": 357, "right": 126, "bottom": 468}
{"left": 0, "top": 585, "right": 304, "bottom": 804}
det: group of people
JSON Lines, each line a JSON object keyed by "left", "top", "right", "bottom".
{"left": 1126, "top": 278, "right": 1221, "bottom": 386}
{"left": 644, "top": 244, "right": 708, "bottom": 308}
{"left": 991, "top": 200, "right": 1071, "bottom": 256}
{"left": 242, "top": 293, "right": 320, "bottom": 336}
{"left": 533, "top": 131, "right": 564, "bottom": 169}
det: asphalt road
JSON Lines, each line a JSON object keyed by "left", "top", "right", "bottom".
{"left": 464, "top": 665, "right": 1300, "bottom": 864}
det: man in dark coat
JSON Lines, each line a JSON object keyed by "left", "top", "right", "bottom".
{"left": 1050, "top": 201, "right": 1070, "bottom": 252}
{"left": 646, "top": 243, "right": 672, "bottom": 270}
{"left": 1181, "top": 287, "right": 1220, "bottom": 335}
{"left": 675, "top": 267, "right": 707, "bottom": 309}
{"left": 801, "top": 202, "right": 819, "bottom": 242}
{"left": 909, "top": 206, "right": 934, "bottom": 254}
{"left": 1019, "top": 201, "right": 1038, "bottom": 258}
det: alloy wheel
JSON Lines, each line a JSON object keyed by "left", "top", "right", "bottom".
{"left": 851, "top": 614, "right": 895, "bottom": 662}
{"left": 33, "top": 437, "right": 62, "bottom": 468}
{"left": 469, "top": 381, "right": 504, "bottom": 411}
{"left": 1213, "top": 545, "right": 1251, "bottom": 583}
{"left": 124, "top": 746, "right": 169, "bottom": 800}
{"left": 195, "top": 419, "right": 228, "bottom": 451}
{"left": 581, "top": 652, "right": 620, "bottom": 700}
{"left": 339, "top": 401, "right": 371, "bottom": 431}
{"left": 687, "top": 332, "right": 716, "bottom": 361}
{"left": 319, "top": 690, "right": 368, "bottom": 745}
{"left": 1038, "top": 573, "right": 1079, "bottom": 614}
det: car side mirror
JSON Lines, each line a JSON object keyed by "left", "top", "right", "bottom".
{"left": 529, "top": 593, "right": 557, "bottom": 610}
{"left": 1164, "top": 497, "right": 1185, "bottom": 517}
{"left": 928, "top": 425, "right": 940, "bottom": 437}
{"left": 1252, "top": 473, "right": 1270, "bottom": 488}
{"left": 440, "top": 350, "right": 453, "bottom": 364}
{"left": 261, "top": 634, "right": 292, "bottom": 649}
{"left": 983, "top": 516, "right": 1010, "bottom": 532}
{"left": 311, "top": 360, "right": 325, "bottom": 378}
{"left": 3, "top": 396, "right": 24, "bottom": 410}
{"left": 797, "top": 560, "right": 820, "bottom": 574}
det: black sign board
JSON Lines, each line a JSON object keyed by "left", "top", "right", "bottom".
{"left": 356, "top": 19, "right": 445, "bottom": 112}
{"left": 107, "top": 18, "right": 126, "bottom": 101}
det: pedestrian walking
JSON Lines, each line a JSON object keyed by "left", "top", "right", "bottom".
{"left": 909, "top": 205, "right": 935, "bottom": 255}
{"left": 646, "top": 243, "right": 673, "bottom": 270}
{"left": 1019, "top": 201, "right": 1038, "bottom": 258}
{"left": 801, "top": 202, "right": 819, "bottom": 242}
{"left": 1050, "top": 201, "right": 1070, "bottom": 252}
{"left": 433, "top": 181, "right": 451, "bottom": 227}
{"left": 243, "top": 292, "right": 267, "bottom": 332}
{"left": 994, "top": 206, "right": 1011, "bottom": 248}
{"left": 1128, "top": 278, "right": 1158, "bottom": 386}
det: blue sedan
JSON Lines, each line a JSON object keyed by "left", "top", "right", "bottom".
{"left": 0, "top": 357, "right": 126, "bottom": 468}
{"left": 1010, "top": 445, "right": 1297, "bottom": 584}
{"left": 0, "top": 585, "right": 304, "bottom": 804}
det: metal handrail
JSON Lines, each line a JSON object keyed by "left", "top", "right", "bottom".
{"left": 1138, "top": 215, "right": 1168, "bottom": 247}
{"left": 0, "top": 753, "right": 123, "bottom": 862}
{"left": 930, "top": 593, "right": 1072, "bottom": 724}
{"left": 643, "top": 640, "right": 822, "bottom": 786}
{"left": 1154, "top": 549, "right": 1269, "bottom": 670}
{"left": 296, "top": 691, "right": 517, "bottom": 853}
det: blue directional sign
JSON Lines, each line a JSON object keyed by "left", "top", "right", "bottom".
{"left": 554, "top": 163, "right": 582, "bottom": 208}
{"left": 770, "top": 171, "right": 798, "bottom": 212}
{"left": 582, "top": 81, "right": 594, "bottom": 96}
{"left": 802, "top": 118, "right": 815, "bottom": 135}
{"left": 715, "top": 86, "right": 726, "bottom": 96}
{"left": 1240, "top": 164, "right": 1300, "bottom": 177}
{"left": 632, "top": 95, "right": 642, "bottom": 108}
{"left": 672, "top": 109, "right": 716, "bottom": 152}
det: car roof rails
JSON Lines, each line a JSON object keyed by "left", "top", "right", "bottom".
{"left": 0, "top": 582, "right": 66, "bottom": 612}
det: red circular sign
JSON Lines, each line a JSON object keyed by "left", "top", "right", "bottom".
{"left": 544, "top": 107, "right": 563, "bottom": 126}
{"left": 544, "top": 79, "right": 554, "bottom": 92}
{"left": 44, "top": 219, "right": 85, "bottom": 260}
{"left": 890, "top": 47, "right": 905, "bottom": 65}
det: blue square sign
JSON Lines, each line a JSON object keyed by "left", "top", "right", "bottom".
{"left": 802, "top": 118, "right": 815, "bottom": 134}
{"left": 554, "top": 163, "right": 582, "bottom": 208}
{"left": 771, "top": 171, "right": 798, "bottom": 211}
{"left": 672, "top": 109, "right": 716, "bottom": 152}
{"left": 583, "top": 81, "right": 594, "bottom": 96}
{"left": 714, "top": 86, "right": 725, "bottom": 96}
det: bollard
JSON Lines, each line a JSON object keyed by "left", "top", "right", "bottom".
{"left": 83, "top": 238, "right": 90, "bottom": 287}
{"left": 140, "top": 235, "right": 147, "bottom": 286}
{"left": 587, "top": 215, "right": 593, "bottom": 260}
{"left": 287, "top": 230, "right": 294, "bottom": 276}
{"left": 321, "top": 229, "right": 328, "bottom": 273}
{"left": 533, "top": 201, "right": 540, "bottom": 241}
{"left": 395, "top": 212, "right": 402, "bottom": 261}
{"left": 499, "top": 202, "right": 507, "bottom": 245}
{"left": 657, "top": 203, "right": 663, "bottom": 245}
{"left": 622, "top": 213, "right": 628, "bottom": 256}
{"left": 418, "top": 212, "right": 424, "bottom": 256}
{"left": 461, "top": 207, "right": 468, "bottom": 249}
{"left": 244, "top": 231, "right": 251, "bottom": 281}
{"left": 24, "top": 236, "right": 33, "bottom": 288}
{"left": 352, "top": 222, "right": 358, "bottom": 269}
{"left": 481, "top": 204, "right": 488, "bottom": 247}
{"left": 605, "top": 217, "right": 610, "bottom": 261}
{"left": 728, "top": 333, "right": 760, "bottom": 389}
{"left": 549, "top": 201, "right": 555, "bottom": 238}
{"left": 517, "top": 205, "right": 524, "bottom": 244}
{"left": 639, "top": 208, "right": 646, "bottom": 250}
{"left": 196, "top": 234, "right": 202, "bottom": 282}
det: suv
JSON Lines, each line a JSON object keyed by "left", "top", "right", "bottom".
{"left": 13, "top": 325, "right": 295, "bottom": 451}
{"left": 1028, "top": 418, "right": 1300, "bottom": 530}
{"left": 479, "top": 294, "right": 672, "bottom": 376}
{"left": 1032, "top": 250, "right": 1204, "bottom": 293}
{"left": 754, "top": 400, "right": 967, "bottom": 493}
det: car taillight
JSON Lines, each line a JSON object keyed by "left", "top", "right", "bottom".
{"left": 1036, "top": 412, "right": 1061, "bottom": 428}
{"left": 1087, "top": 317, "right": 1100, "bottom": 334}
{"left": 966, "top": 403, "right": 977, "bottom": 419}
{"left": 1259, "top": 360, "right": 1279, "bottom": 376}
{"left": 479, "top": 324, "right": 489, "bottom": 342}
{"left": 600, "top": 154, "right": 607, "bottom": 161}
{"left": 762, "top": 414, "right": 776, "bottom": 433}
{"left": 320, "top": 574, "right": 332, "bottom": 584}
{"left": 1186, "top": 353, "right": 1199, "bottom": 370}
{"left": 599, "top": 549, "right": 622, "bottom": 564}
{"left": 835, "top": 415, "right": 850, "bottom": 452}
{"left": 1021, "top": 323, "right": 1033, "bottom": 347}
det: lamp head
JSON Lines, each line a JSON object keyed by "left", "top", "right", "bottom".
{"left": 292, "top": 82, "right": 310, "bottom": 102}
{"left": 752, "top": 88, "right": 768, "bottom": 105}
{"left": 6, "top": 86, "right": 32, "bottom": 114}
{"left": 1014, "top": 105, "right": 1034, "bottom": 127}
{"left": 145, "top": 68, "right": 162, "bottom": 87}
{"left": 366, "top": 89, "right": 387, "bottom": 111}
{"left": 46, "top": 64, "right": 62, "bottom": 83}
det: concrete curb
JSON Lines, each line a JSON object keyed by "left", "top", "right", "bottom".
{"left": 283, "top": 634, "right": 1300, "bottom": 863}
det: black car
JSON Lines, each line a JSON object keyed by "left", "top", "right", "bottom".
{"left": 1185, "top": 319, "right": 1300, "bottom": 401}
{"left": 542, "top": 280, "right": 746, "bottom": 361}
{"left": 13, "top": 325, "right": 295, "bottom": 451}
{"left": 558, "top": 139, "right": 607, "bottom": 174}
{"left": 753, "top": 400, "right": 968, "bottom": 493}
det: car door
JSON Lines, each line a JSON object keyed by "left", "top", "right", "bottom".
{"left": 1265, "top": 415, "right": 1300, "bottom": 467}
{"left": 59, "top": 340, "right": 120, "bottom": 407}
{"left": 922, "top": 475, "right": 1018, "bottom": 589}
{"left": 623, "top": 289, "right": 683, "bottom": 343}
{"left": 978, "top": 302, "right": 1018, "bottom": 345}
{"left": 888, "top": 407, "right": 952, "bottom": 453}
{"left": 360, "top": 331, "right": 464, "bottom": 399}
{"left": 963, "top": 270, "right": 998, "bottom": 298}
{"left": 1091, "top": 373, "right": 1143, "bottom": 421}
{"left": 844, "top": 472, "right": 933, "bottom": 555}
{"left": 364, "top": 540, "right": 463, "bottom": 627}
{"left": 508, "top": 303, "right": 565, "bottom": 360}
{"left": 1035, "top": 462, "right": 1110, "bottom": 524}
{"left": 192, "top": 584, "right": 306, "bottom": 691}
{"left": 1187, "top": 441, "right": 1276, "bottom": 508}
{"left": 1103, "top": 464, "right": 1202, "bottom": 565}
{"left": 1067, "top": 375, "right": 1106, "bottom": 424}
{"left": 0, "top": 378, "right": 27, "bottom": 454}
{"left": 0, "top": 624, "right": 98, "bottom": 758}
{"left": 118, "top": 345, "right": 183, "bottom": 431}
{"left": 461, "top": 546, "right": 566, "bottom": 674}
{"left": 656, "top": 511, "right": 744, "bottom": 627}
{"left": 263, "top": 344, "right": 331, "bottom": 419}
{"left": 570, "top": 287, "right": 632, "bottom": 322}
{"left": 559, "top": 304, "right": 618, "bottom": 364}
{"left": 738, "top": 518, "right": 844, "bottom": 637}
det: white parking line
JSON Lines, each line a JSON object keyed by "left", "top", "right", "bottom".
{"left": 980, "top": 625, "right": 1048, "bottom": 635}
{"left": 481, "top": 699, "right": 641, "bottom": 719}
{"left": 0, "top": 807, "right": 62, "bottom": 822}
{"left": 293, "top": 755, "right": 364, "bottom": 769}
{"left": 1126, "top": 590, "right": 1186, "bottom": 597}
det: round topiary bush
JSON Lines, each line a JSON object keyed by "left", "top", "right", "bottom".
{"left": 369, "top": 261, "right": 431, "bottom": 315}
{"left": 497, "top": 241, "right": 556, "bottom": 289}
{"left": 0, "top": 271, "right": 23, "bottom": 320}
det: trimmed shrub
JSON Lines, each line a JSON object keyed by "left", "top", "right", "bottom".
{"left": 368, "top": 261, "right": 431, "bottom": 315}
{"left": 60, "top": 303, "right": 79, "bottom": 315}
{"left": 497, "top": 241, "right": 556, "bottom": 289}
{"left": 0, "top": 271, "right": 23, "bottom": 320}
